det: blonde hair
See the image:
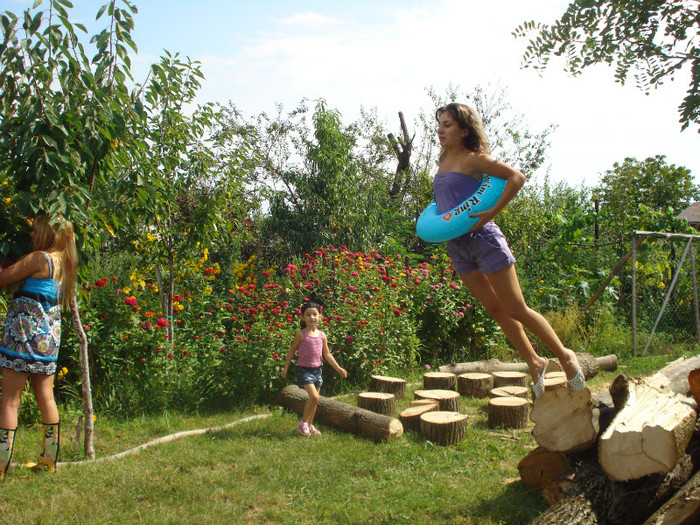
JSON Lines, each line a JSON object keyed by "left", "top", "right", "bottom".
{"left": 32, "top": 214, "right": 78, "bottom": 306}
{"left": 436, "top": 103, "right": 490, "bottom": 158}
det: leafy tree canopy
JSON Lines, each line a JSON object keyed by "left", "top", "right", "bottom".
{"left": 514, "top": 0, "right": 700, "bottom": 131}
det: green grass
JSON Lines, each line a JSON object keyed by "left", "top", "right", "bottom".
{"left": 1, "top": 352, "right": 694, "bottom": 524}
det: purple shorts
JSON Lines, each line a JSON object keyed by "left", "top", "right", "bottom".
{"left": 446, "top": 221, "right": 516, "bottom": 275}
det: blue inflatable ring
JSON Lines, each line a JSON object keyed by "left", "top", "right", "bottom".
{"left": 416, "top": 175, "right": 507, "bottom": 242}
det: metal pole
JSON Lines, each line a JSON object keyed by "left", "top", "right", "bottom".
{"left": 691, "top": 240, "right": 700, "bottom": 344}
{"left": 642, "top": 238, "right": 693, "bottom": 356}
{"left": 631, "top": 232, "right": 637, "bottom": 355}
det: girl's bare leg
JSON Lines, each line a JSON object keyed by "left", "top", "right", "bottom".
{"left": 30, "top": 374, "right": 59, "bottom": 424}
{"left": 460, "top": 265, "right": 579, "bottom": 381}
{"left": 0, "top": 369, "right": 29, "bottom": 429}
{"left": 301, "top": 384, "right": 320, "bottom": 424}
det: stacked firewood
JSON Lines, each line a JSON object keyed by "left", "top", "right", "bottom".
{"left": 520, "top": 355, "right": 700, "bottom": 525}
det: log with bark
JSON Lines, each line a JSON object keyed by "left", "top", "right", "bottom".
{"left": 277, "top": 385, "right": 403, "bottom": 442}
{"left": 439, "top": 353, "right": 617, "bottom": 377}
{"left": 419, "top": 411, "right": 468, "bottom": 446}
{"left": 414, "top": 389, "right": 462, "bottom": 412}
{"left": 490, "top": 386, "right": 530, "bottom": 400}
{"left": 457, "top": 372, "right": 494, "bottom": 397}
{"left": 492, "top": 371, "right": 528, "bottom": 389}
{"left": 530, "top": 386, "right": 599, "bottom": 453}
{"left": 643, "top": 469, "right": 700, "bottom": 524}
{"left": 357, "top": 392, "right": 396, "bottom": 416}
{"left": 368, "top": 375, "right": 406, "bottom": 399}
{"left": 423, "top": 371, "right": 457, "bottom": 390}
{"left": 400, "top": 403, "right": 438, "bottom": 432}
{"left": 518, "top": 446, "right": 569, "bottom": 489}
{"left": 488, "top": 396, "right": 529, "bottom": 429}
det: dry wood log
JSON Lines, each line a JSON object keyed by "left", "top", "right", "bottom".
{"left": 552, "top": 352, "right": 600, "bottom": 380}
{"left": 399, "top": 404, "right": 438, "bottom": 433}
{"left": 517, "top": 446, "right": 568, "bottom": 489}
{"left": 357, "top": 392, "right": 396, "bottom": 416}
{"left": 492, "top": 371, "right": 528, "bottom": 389}
{"left": 457, "top": 372, "right": 494, "bottom": 397}
{"left": 533, "top": 423, "right": 700, "bottom": 525}
{"left": 643, "top": 469, "right": 700, "bottom": 524}
{"left": 644, "top": 355, "right": 700, "bottom": 395}
{"left": 368, "top": 375, "right": 406, "bottom": 399}
{"left": 439, "top": 353, "right": 617, "bottom": 377}
{"left": 689, "top": 368, "right": 700, "bottom": 406}
{"left": 599, "top": 381, "right": 697, "bottom": 481}
{"left": 544, "top": 376, "right": 567, "bottom": 393}
{"left": 423, "top": 371, "right": 456, "bottom": 390}
{"left": 409, "top": 399, "right": 439, "bottom": 408}
{"left": 488, "top": 396, "right": 529, "bottom": 429}
{"left": 277, "top": 385, "right": 403, "bottom": 442}
{"left": 414, "top": 389, "right": 461, "bottom": 412}
{"left": 419, "top": 411, "right": 468, "bottom": 446}
{"left": 530, "top": 386, "right": 599, "bottom": 453}
{"left": 489, "top": 386, "right": 530, "bottom": 400}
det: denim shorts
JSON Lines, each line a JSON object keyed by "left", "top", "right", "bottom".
{"left": 446, "top": 221, "right": 516, "bottom": 275}
{"left": 296, "top": 366, "right": 323, "bottom": 388}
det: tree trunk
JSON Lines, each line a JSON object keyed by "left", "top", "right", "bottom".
{"left": 457, "top": 372, "right": 494, "bottom": 398}
{"left": 439, "top": 353, "right": 617, "bottom": 377}
{"left": 518, "top": 446, "right": 569, "bottom": 489}
{"left": 487, "top": 396, "right": 529, "bottom": 429}
{"left": 399, "top": 404, "right": 438, "bottom": 432}
{"left": 357, "top": 392, "right": 396, "bottom": 416}
{"left": 643, "top": 469, "right": 700, "bottom": 524}
{"left": 530, "top": 387, "right": 599, "bottom": 453}
{"left": 423, "top": 372, "right": 456, "bottom": 390}
{"left": 368, "top": 375, "right": 406, "bottom": 399}
{"left": 419, "top": 411, "right": 468, "bottom": 446}
{"left": 277, "top": 386, "right": 403, "bottom": 442}
{"left": 414, "top": 389, "right": 461, "bottom": 412}
{"left": 492, "top": 371, "right": 528, "bottom": 389}
{"left": 70, "top": 295, "right": 95, "bottom": 459}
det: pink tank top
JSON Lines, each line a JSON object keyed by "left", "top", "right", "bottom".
{"left": 296, "top": 330, "right": 324, "bottom": 368}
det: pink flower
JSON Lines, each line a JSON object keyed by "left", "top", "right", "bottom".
{"left": 156, "top": 318, "right": 168, "bottom": 328}
{"left": 346, "top": 335, "right": 355, "bottom": 344}
{"left": 125, "top": 296, "right": 137, "bottom": 306}
{"left": 348, "top": 286, "right": 356, "bottom": 292}
{"left": 425, "top": 364, "right": 431, "bottom": 370}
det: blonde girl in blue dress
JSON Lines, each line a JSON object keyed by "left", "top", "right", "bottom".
{"left": 0, "top": 214, "right": 77, "bottom": 479}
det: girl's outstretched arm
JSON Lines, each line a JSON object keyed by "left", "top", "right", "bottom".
{"left": 322, "top": 334, "right": 347, "bottom": 378}
{"left": 281, "top": 331, "right": 303, "bottom": 378}
{"left": 0, "top": 251, "right": 47, "bottom": 287}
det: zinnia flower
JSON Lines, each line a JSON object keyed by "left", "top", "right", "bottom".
{"left": 124, "top": 296, "right": 137, "bottom": 306}
{"left": 156, "top": 317, "right": 168, "bottom": 328}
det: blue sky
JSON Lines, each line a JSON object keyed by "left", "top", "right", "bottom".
{"left": 7, "top": 0, "right": 699, "bottom": 187}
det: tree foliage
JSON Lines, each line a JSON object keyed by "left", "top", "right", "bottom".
{"left": 514, "top": 0, "right": 700, "bottom": 131}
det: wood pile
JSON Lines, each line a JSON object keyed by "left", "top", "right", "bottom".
{"left": 520, "top": 355, "right": 700, "bottom": 525}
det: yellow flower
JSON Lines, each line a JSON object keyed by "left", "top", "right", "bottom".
{"left": 4, "top": 197, "right": 10, "bottom": 205}
{"left": 204, "top": 286, "right": 213, "bottom": 295}
{"left": 123, "top": 286, "right": 131, "bottom": 294}
{"left": 93, "top": 414, "right": 97, "bottom": 422}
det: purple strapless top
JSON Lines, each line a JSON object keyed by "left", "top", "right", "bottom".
{"left": 433, "top": 171, "right": 482, "bottom": 214}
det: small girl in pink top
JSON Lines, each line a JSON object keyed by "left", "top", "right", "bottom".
{"left": 281, "top": 302, "right": 347, "bottom": 436}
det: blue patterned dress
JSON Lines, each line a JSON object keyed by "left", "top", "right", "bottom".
{"left": 0, "top": 253, "right": 62, "bottom": 375}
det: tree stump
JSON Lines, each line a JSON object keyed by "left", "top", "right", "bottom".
{"left": 517, "top": 446, "right": 569, "bottom": 489}
{"left": 457, "top": 372, "right": 494, "bottom": 398}
{"left": 409, "top": 399, "right": 439, "bottom": 408}
{"left": 419, "top": 411, "right": 468, "bottom": 445}
{"left": 544, "top": 375, "right": 567, "bottom": 393}
{"left": 487, "top": 396, "right": 529, "bottom": 429}
{"left": 492, "top": 370, "right": 528, "bottom": 389}
{"left": 414, "top": 389, "right": 461, "bottom": 412}
{"left": 423, "top": 371, "right": 456, "bottom": 391}
{"left": 530, "top": 386, "right": 598, "bottom": 453}
{"left": 399, "top": 404, "right": 438, "bottom": 432}
{"left": 489, "top": 386, "right": 530, "bottom": 400}
{"left": 599, "top": 381, "right": 697, "bottom": 481}
{"left": 277, "top": 385, "right": 403, "bottom": 442}
{"left": 368, "top": 375, "right": 406, "bottom": 400}
{"left": 357, "top": 392, "right": 396, "bottom": 416}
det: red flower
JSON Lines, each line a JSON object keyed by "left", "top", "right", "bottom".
{"left": 273, "top": 352, "right": 280, "bottom": 360}
{"left": 95, "top": 279, "right": 107, "bottom": 288}
{"left": 156, "top": 318, "right": 168, "bottom": 328}
{"left": 141, "top": 320, "right": 152, "bottom": 331}
{"left": 346, "top": 335, "right": 355, "bottom": 344}
{"left": 125, "top": 296, "right": 137, "bottom": 306}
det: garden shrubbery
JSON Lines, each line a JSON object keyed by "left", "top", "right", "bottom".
{"left": 59, "top": 245, "right": 498, "bottom": 415}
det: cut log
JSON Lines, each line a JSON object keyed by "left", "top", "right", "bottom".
{"left": 368, "top": 375, "right": 406, "bottom": 400}
{"left": 357, "top": 392, "right": 396, "bottom": 416}
{"left": 423, "top": 371, "right": 456, "bottom": 390}
{"left": 277, "top": 385, "right": 403, "bottom": 442}
{"left": 414, "top": 389, "right": 461, "bottom": 412}
{"left": 489, "top": 386, "right": 530, "bottom": 401}
{"left": 643, "top": 469, "right": 700, "bottom": 524}
{"left": 492, "top": 371, "right": 528, "bottom": 389}
{"left": 544, "top": 375, "right": 567, "bottom": 392}
{"left": 644, "top": 355, "right": 700, "bottom": 395}
{"left": 530, "top": 386, "right": 599, "bottom": 453}
{"left": 457, "top": 372, "right": 494, "bottom": 398}
{"left": 439, "top": 353, "right": 617, "bottom": 377}
{"left": 552, "top": 352, "right": 600, "bottom": 380}
{"left": 690, "top": 368, "right": 700, "bottom": 406}
{"left": 399, "top": 404, "right": 438, "bottom": 433}
{"left": 533, "top": 424, "right": 700, "bottom": 525}
{"left": 599, "top": 380, "right": 698, "bottom": 481}
{"left": 487, "top": 396, "right": 529, "bottom": 429}
{"left": 419, "top": 411, "right": 468, "bottom": 446}
{"left": 409, "top": 399, "right": 439, "bottom": 408}
{"left": 517, "top": 446, "right": 569, "bottom": 489}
